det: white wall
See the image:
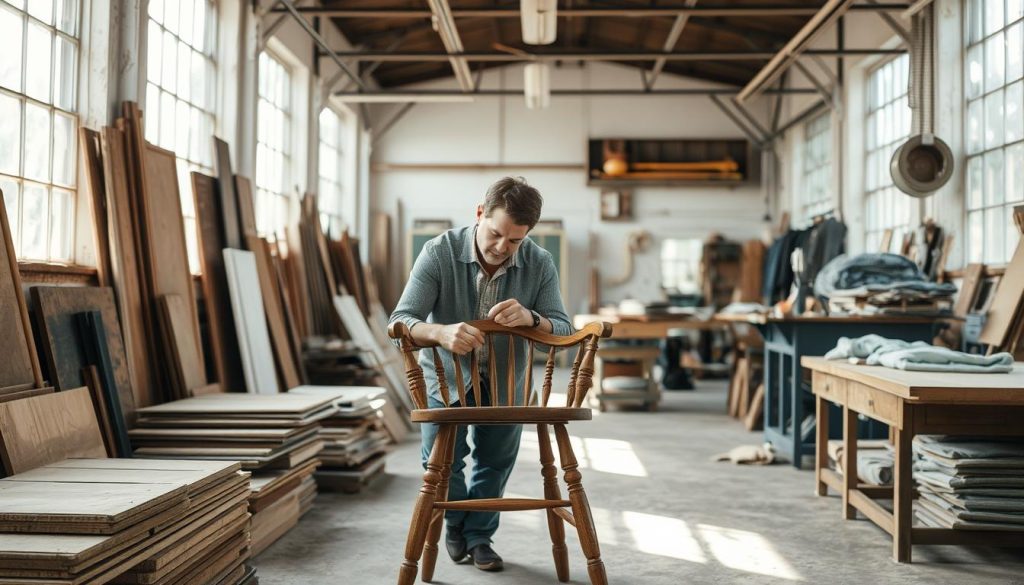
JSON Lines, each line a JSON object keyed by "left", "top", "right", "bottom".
{"left": 371, "top": 62, "right": 774, "bottom": 314}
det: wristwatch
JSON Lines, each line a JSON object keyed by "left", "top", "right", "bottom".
{"left": 530, "top": 309, "right": 541, "bottom": 328}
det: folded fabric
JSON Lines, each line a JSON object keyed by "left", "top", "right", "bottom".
{"left": 828, "top": 439, "right": 894, "bottom": 485}
{"left": 930, "top": 490, "right": 1024, "bottom": 513}
{"left": 916, "top": 495, "right": 1024, "bottom": 530}
{"left": 814, "top": 253, "right": 957, "bottom": 299}
{"left": 914, "top": 435, "right": 1024, "bottom": 461}
{"left": 916, "top": 470, "right": 1024, "bottom": 489}
{"left": 824, "top": 334, "right": 1014, "bottom": 373}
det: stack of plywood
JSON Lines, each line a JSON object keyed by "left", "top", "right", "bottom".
{"left": 130, "top": 393, "right": 336, "bottom": 555}
{"left": 0, "top": 459, "right": 252, "bottom": 585}
{"left": 289, "top": 386, "right": 392, "bottom": 493}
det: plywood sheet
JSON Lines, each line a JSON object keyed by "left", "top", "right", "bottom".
{"left": 0, "top": 480, "right": 187, "bottom": 523}
{"left": 213, "top": 138, "right": 241, "bottom": 249}
{"left": 78, "top": 128, "right": 111, "bottom": 288}
{"left": 980, "top": 239, "right": 1024, "bottom": 349}
{"left": 191, "top": 171, "right": 245, "bottom": 393}
{"left": 30, "top": 286, "right": 136, "bottom": 420}
{"left": 99, "top": 126, "right": 154, "bottom": 409}
{"left": 142, "top": 144, "right": 206, "bottom": 393}
{"left": 224, "top": 249, "right": 279, "bottom": 394}
{"left": 0, "top": 193, "right": 42, "bottom": 391}
{"left": 0, "top": 388, "right": 107, "bottom": 475}
{"left": 234, "top": 176, "right": 257, "bottom": 239}
{"left": 159, "top": 294, "right": 207, "bottom": 396}
{"left": 247, "top": 234, "right": 301, "bottom": 390}
{"left": 137, "top": 393, "right": 334, "bottom": 416}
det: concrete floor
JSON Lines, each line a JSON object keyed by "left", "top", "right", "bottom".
{"left": 256, "top": 371, "right": 1024, "bottom": 584}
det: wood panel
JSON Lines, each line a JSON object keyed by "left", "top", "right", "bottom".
{"left": 29, "top": 286, "right": 137, "bottom": 421}
{"left": 980, "top": 239, "right": 1024, "bottom": 349}
{"left": 234, "top": 176, "right": 257, "bottom": 238}
{"left": 0, "top": 193, "right": 42, "bottom": 392}
{"left": 224, "top": 249, "right": 279, "bottom": 394}
{"left": 0, "top": 388, "right": 107, "bottom": 476}
{"left": 78, "top": 128, "right": 111, "bottom": 288}
{"left": 247, "top": 235, "right": 301, "bottom": 390}
{"left": 76, "top": 311, "right": 133, "bottom": 458}
{"left": 141, "top": 144, "right": 206, "bottom": 396}
{"left": 213, "top": 138, "right": 242, "bottom": 249}
{"left": 190, "top": 171, "right": 245, "bottom": 393}
{"left": 99, "top": 126, "right": 155, "bottom": 409}
{"left": 158, "top": 294, "right": 208, "bottom": 397}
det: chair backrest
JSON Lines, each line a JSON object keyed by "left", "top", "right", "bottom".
{"left": 388, "top": 320, "right": 612, "bottom": 409}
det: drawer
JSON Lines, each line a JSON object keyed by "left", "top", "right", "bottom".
{"left": 846, "top": 382, "right": 900, "bottom": 426}
{"left": 812, "top": 373, "right": 846, "bottom": 403}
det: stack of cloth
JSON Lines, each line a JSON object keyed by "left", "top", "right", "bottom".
{"left": 913, "top": 435, "right": 1024, "bottom": 531}
{"left": 825, "top": 334, "right": 1014, "bottom": 373}
{"left": 814, "top": 253, "right": 955, "bottom": 315}
{"left": 827, "top": 439, "right": 894, "bottom": 485}
{"left": 295, "top": 386, "right": 393, "bottom": 493}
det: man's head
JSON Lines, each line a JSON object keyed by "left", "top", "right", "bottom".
{"left": 474, "top": 177, "right": 543, "bottom": 267}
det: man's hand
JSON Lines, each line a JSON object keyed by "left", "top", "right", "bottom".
{"left": 436, "top": 322, "right": 485, "bottom": 355}
{"left": 487, "top": 299, "right": 533, "bottom": 327}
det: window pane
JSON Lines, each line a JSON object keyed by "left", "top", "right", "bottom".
{"left": 968, "top": 211, "right": 984, "bottom": 262}
{"left": 159, "top": 89, "right": 174, "bottom": 150}
{"left": 1, "top": 178, "right": 19, "bottom": 246}
{"left": 53, "top": 35, "right": 75, "bottom": 110}
{"left": 25, "top": 21, "right": 52, "bottom": 101}
{"left": 178, "top": 0, "right": 192, "bottom": 45}
{"left": 145, "top": 82, "right": 160, "bottom": 142}
{"left": 1006, "top": 142, "right": 1024, "bottom": 203}
{"left": 984, "top": 148, "right": 1005, "bottom": 207}
{"left": 0, "top": 6, "right": 23, "bottom": 91}
{"left": 49, "top": 186, "right": 71, "bottom": 260}
{"left": 20, "top": 181, "right": 47, "bottom": 259}
{"left": 967, "top": 44, "right": 984, "bottom": 99}
{"left": 967, "top": 155, "right": 985, "bottom": 209}
{"left": 1008, "top": 22, "right": 1023, "bottom": 81}
{"left": 985, "top": 89, "right": 1004, "bottom": 149}
{"left": 147, "top": 19, "right": 162, "bottom": 86}
{"left": 985, "top": 206, "right": 1005, "bottom": 262}
{"left": 176, "top": 40, "right": 189, "bottom": 102}
{"left": 985, "top": 32, "right": 1006, "bottom": 92}
{"left": 23, "top": 102, "right": 50, "bottom": 182}
{"left": 53, "top": 0, "right": 74, "bottom": 34}
{"left": 162, "top": 29, "right": 176, "bottom": 93}
{"left": 52, "top": 110, "right": 74, "bottom": 187}
{"left": 968, "top": 98, "right": 985, "bottom": 154}
{"left": 163, "top": 0, "right": 178, "bottom": 35}
{"left": 1006, "top": 80, "right": 1024, "bottom": 142}
{"left": 27, "top": 0, "right": 52, "bottom": 25}
{"left": 986, "top": 0, "right": 1005, "bottom": 35}
{"left": 1010, "top": 0, "right": 1023, "bottom": 22}
{"left": 0, "top": 94, "right": 21, "bottom": 175}
{"left": 969, "top": 0, "right": 985, "bottom": 43}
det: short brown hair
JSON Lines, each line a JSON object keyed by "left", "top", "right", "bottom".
{"left": 483, "top": 177, "right": 543, "bottom": 229}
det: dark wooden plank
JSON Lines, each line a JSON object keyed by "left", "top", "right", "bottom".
{"left": 81, "top": 366, "right": 117, "bottom": 458}
{"left": 158, "top": 295, "right": 208, "bottom": 397}
{"left": 191, "top": 171, "right": 245, "bottom": 393}
{"left": 214, "top": 138, "right": 241, "bottom": 249}
{"left": 76, "top": 311, "right": 132, "bottom": 459}
{"left": 234, "top": 175, "right": 257, "bottom": 239}
{"left": 78, "top": 128, "right": 111, "bottom": 288}
{"left": 30, "top": 286, "right": 137, "bottom": 422}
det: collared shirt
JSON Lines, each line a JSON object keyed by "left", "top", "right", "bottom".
{"left": 470, "top": 226, "right": 517, "bottom": 369}
{"left": 389, "top": 224, "right": 572, "bottom": 406}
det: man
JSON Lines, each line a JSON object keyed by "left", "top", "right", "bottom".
{"left": 389, "top": 177, "right": 572, "bottom": 572}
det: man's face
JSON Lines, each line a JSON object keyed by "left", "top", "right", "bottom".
{"left": 475, "top": 206, "right": 530, "bottom": 267}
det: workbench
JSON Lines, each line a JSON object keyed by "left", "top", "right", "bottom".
{"left": 715, "top": 313, "right": 940, "bottom": 468}
{"left": 803, "top": 357, "right": 1024, "bottom": 562}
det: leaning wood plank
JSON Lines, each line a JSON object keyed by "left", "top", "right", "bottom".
{"left": 78, "top": 128, "right": 111, "bottom": 288}
{"left": 0, "top": 388, "right": 107, "bottom": 475}
{"left": 81, "top": 366, "right": 117, "bottom": 458}
{"left": 99, "top": 125, "right": 155, "bottom": 409}
{"left": 224, "top": 249, "right": 280, "bottom": 394}
{"left": 247, "top": 234, "right": 301, "bottom": 390}
{"left": 30, "top": 286, "right": 137, "bottom": 421}
{"left": 191, "top": 171, "right": 245, "bottom": 393}
{"left": 980, "top": 239, "right": 1024, "bottom": 349}
{"left": 142, "top": 143, "right": 206, "bottom": 396}
{"left": 213, "top": 138, "right": 242, "bottom": 249}
{"left": 76, "top": 310, "right": 133, "bottom": 458}
{"left": 137, "top": 390, "right": 333, "bottom": 415}
{"left": 234, "top": 175, "right": 258, "bottom": 239}
{"left": 269, "top": 240, "right": 307, "bottom": 384}
{"left": 0, "top": 194, "right": 42, "bottom": 390}
{"left": 0, "top": 387, "right": 53, "bottom": 404}
{"left": 158, "top": 294, "right": 208, "bottom": 396}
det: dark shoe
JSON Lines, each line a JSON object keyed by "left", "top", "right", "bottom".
{"left": 469, "top": 544, "right": 504, "bottom": 571}
{"left": 445, "top": 525, "right": 468, "bottom": 563}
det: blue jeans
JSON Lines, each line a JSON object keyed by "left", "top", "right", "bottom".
{"left": 420, "top": 378, "right": 523, "bottom": 550}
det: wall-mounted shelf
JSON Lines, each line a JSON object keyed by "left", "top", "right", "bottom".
{"left": 587, "top": 138, "right": 757, "bottom": 187}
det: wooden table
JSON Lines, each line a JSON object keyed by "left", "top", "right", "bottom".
{"left": 716, "top": 313, "right": 940, "bottom": 468}
{"left": 573, "top": 313, "right": 723, "bottom": 339}
{"left": 803, "top": 356, "right": 1024, "bottom": 562}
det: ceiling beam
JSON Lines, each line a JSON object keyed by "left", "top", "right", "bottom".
{"left": 645, "top": 0, "right": 698, "bottom": 90}
{"left": 316, "top": 48, "right": 906, "bottom": 61}
{"left": 335, "top": 87, "right": 821, "bottom": 97}
{"left": 281, "top": 4, "right": 911, "bottom": 18}
{"left": 425, "top": 0, "right": 475, "bottom": 91}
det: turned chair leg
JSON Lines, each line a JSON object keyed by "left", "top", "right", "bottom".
{"left": 421, "top": 425, "right": 458, "bottom": 582}
{"left": 398, "top": 424, "right": 454, "bottom": 585}
{"left": 538, "top": 424, "right": 570, "bottom": 582}
{"left": 554, "top": 424, "right": 608, "bottom": 585}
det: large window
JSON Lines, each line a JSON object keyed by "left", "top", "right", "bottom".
{"left": 145, "top": 0, "right": 217, "bottom": 273}
{"left": 965, "top": 0, "right": 1024, "bottom": 263}
{"left": 0, "top": 0, "right": 80, "bottom": 261}
{"left": 800, "top": 112, "right": 833, "bottom": 222}
{"left": 255, "top": 51, "right": 292, "bottom": 237}
{"left": 864, "top": 55, "right": 914, "bottom": 253}
{"left": 318, "top": 107, "right": 348, "bottom": 236}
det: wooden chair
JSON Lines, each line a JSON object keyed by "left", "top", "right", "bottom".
{"left": 388, "top": 319, "right": 613, "bottom": 585}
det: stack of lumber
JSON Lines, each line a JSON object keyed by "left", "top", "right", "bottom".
{"left": 290, "top": 386, "right": 393, "bottom": 493}
{"left": 302, "top": 337, "right": 378, "bottom": 387}
{"left": 130, "top": 393, "right": 336, "bottom": 555}
{"left": 0, "top": 459, "right": 254, "bottom": 585}
{"left": 913, "top": 435, "right": 1024, "bottom": 531}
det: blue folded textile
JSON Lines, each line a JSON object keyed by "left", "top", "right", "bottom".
{"left": 825, "top": 334, "right": 1013, "bottom": 373}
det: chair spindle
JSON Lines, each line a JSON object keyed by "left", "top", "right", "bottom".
{"left": 431, "top": 347, "right": 449, "bottom": 407}
{"left": 453, "top": 355, "right": 467, "bottom": 406}
{"left": 399, "top": 336, "right": 429, "bottom": 410}
{"left": 525, "top": 341, "right": 535, "bottom": 406}
{"left": 507, "top": 334, "right": 516, "bottom": 406}
{"left": 488, "top": 336, "right": 498, "bottom": 406}
{"left": 567, "top": 344, "right": 585, "bottom": 406}
{"left": 573, "top": 336, "right": 599, "bottom": 407}
{"left": 542, "top": 346, "right": 556, "bottom": 407}
{"left": 471, "top": 349, "right": 482, "bottom": 407}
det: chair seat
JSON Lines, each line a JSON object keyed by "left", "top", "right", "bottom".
{"left": 410, "top": 406, "right": 593, "bottom": 424}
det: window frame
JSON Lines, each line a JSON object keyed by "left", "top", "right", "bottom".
{"left": 255, "top": 48, "right": 294, "bottom": 239}
{"left": 800, "top": 111, "right": 834, "bottom": 223}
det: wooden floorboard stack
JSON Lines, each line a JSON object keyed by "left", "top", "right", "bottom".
{"left": 288, "top": 386, "right": 392, "bottom": 493}
{"left": 0, "top": 458, "right": 254, "bottom": 585}
{"left": 131, "top": 393, "right": 337, "bottom": 555}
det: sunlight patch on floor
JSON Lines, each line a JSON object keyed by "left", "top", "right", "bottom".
{"left": 623, "top": 511, "right": 706, "bottom": 563}
{"left": 697, "top": 523, "right": 803, "bottom": 581}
